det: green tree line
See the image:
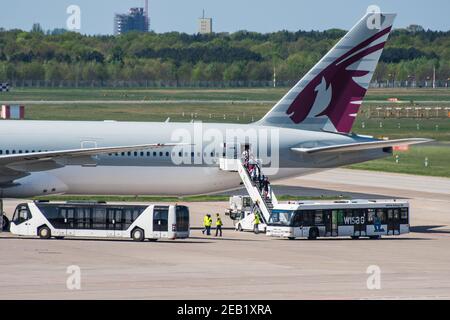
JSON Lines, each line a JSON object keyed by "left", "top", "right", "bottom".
{"left": 0, "top": 27, "right": 449, "bottom": 83}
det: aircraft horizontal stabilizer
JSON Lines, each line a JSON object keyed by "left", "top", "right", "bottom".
{"left": 291, "top": 138, "right": 432, "bottom": 154}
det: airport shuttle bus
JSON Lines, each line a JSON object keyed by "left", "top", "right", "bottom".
{"left": 266, "top": 200, "right": 409, "bottom": 240}
{"left": 9, "top": 201, "right": 190, "bottom": 241}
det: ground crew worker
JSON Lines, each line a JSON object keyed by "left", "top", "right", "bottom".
{"left": 202, "top": 214, "right": 210, "bottom": 235}
{"left": 215, "top": 213, "right": 223, "bottom": 237}
{"left": 205, "top": 214, "right": 212, "bottom": 236}
{"left": 253, "top": 211, "right": 261, "bottom": 234}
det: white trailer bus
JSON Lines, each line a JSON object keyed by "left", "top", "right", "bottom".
{"left": 9, "top": 201, "right": 190, "bottom": 241}
{"left": 266, "top": 200, "right": 409, "bottom": 240}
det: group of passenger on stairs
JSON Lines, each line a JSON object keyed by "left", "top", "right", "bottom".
{"left": 242, "top": 146, "right": 270, "bottom": 234}
{"left": 242, "top": 146, "right": 271, "bottom": 200}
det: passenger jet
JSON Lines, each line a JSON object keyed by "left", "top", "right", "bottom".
{"left": 0, "top": 13, "right": 430, "bottom": 198}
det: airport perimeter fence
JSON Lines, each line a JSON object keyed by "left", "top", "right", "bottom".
{"left": 1, "top": 80, "right": 450, "bottom": 89}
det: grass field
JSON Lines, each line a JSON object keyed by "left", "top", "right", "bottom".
{"left": 2, "top": 87, "right": 450, "bottom": 102}
{"left": 349, "top": 145, "right": 450, "bottom": 178}
{"left": 1, "top": 87, "right": 449, "bottom": 178}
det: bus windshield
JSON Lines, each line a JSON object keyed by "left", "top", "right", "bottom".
{"left": 269, "top": 210, "right": 295, "bottom": 226}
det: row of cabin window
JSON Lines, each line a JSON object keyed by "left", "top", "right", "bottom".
{"left": 107, "top": 151, "right": 223, "bottom": 158}
{"left": 0, "top": 150, "right": 48, "bottom": 155}
{"left": 0, "top": 149, "right": 223, "bottom": 158}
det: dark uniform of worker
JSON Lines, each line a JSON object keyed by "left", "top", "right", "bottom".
{"left": 215, "top": 213, "right": 223, "bottom": 237}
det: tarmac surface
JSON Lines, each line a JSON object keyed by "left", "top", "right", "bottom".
{"left": 1, "top": 168, "right": 450, "bottom": 300}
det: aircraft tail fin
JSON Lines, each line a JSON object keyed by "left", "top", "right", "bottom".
{"left": 258, "top": 12, "right": 396, "bottom": 133}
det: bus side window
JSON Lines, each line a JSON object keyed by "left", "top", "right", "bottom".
{"left": 93, "top": 207, "right": 106, "bottom": 229}
{"left": 303, "top": 211, "right": 314, "bottom": 226}
{"left": 292, "top": 212, "right": 302, "bottom": 227}
{"left": 314, "top": 210, "right": 323, "bottom": 225}
{"left": 367, "top": 209, "right": 375, "bottom": 223}
{"left": 376, "top": 209, "right": 386, "bottom": 224}
{"left": 124, "top": 209, "right": 133, "bottom": 229}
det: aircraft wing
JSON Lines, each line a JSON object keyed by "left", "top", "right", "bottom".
{"left": 0, "top": 143, "right": 185, "bottom": 184}
{"left": 291, "top": 138, "right": 432, "bottom": 154}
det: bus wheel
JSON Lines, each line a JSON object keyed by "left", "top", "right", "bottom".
{"left": 308, "top": 228, "right": 319, "bottom": 240}
{"left": 38, "top": 226, "right": 51, "bottom": 239}
{"left": 237, "top": 224, "right": 243, "bottom": 232}
{"left": 131, "top": 228, "right": 145, "bottom": 242}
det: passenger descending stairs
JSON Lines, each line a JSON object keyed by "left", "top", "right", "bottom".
{"left": 219, "top": 158, "right": 277, "bottom": 224}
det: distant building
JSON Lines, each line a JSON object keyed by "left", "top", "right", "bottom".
{"left": 198, "top": 10, "right": 212, "bottom": 34}
{"left": 114, "top": 6, "right": 149, "bottom": 35}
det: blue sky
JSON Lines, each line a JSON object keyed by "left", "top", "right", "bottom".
{"left": 1, "top": 0, "right": 449, "bottom": 34}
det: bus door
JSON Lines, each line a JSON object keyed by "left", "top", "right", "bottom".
{"left": 106, "top": 209, "right": 116, "bottom": 237}
{"left": 61, "top": 207, "right": 76, "bottom": 236}
{"left": 106, "top": 208, "right": 123, "bottom": 237}
{"left": 324, "top": 210, "right": 338, "bottom": 237}
{"left": 324, "top": 211, "right": 332, "bottom": 237}
{"left": 387, "top": 209, "right": 401, "bottom": 235}
{"left": 153, "top": 206, "right": 169, "bottom": 238}
{"left": 331, "top": 210, "right": 339, "bottom": 236}
{"left": 353, "top": 209, "right": 367, "bottom": 237}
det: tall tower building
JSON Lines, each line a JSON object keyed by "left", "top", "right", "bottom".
{"left": 114, "top": 3, "right": 149, "bottom": 35}
{"left": 198, "top": 10, "right": 213, "bottom": 34}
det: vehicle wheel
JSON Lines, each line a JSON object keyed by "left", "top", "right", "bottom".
{"left": 1, "top": 215, "right": 10, "bottom": 232}
{"left": 38, "top": 226, "right": 51, "bottom": 239}
{"left": 131, "top": 228, "right": 145, "bottom": 242}
{"left": 308, "top": 228, "right": 319, "bottom": 240}
{"left": 237, "top": 224, "right": 243, "bottom": 232}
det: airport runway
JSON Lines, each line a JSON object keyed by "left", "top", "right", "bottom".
{"left": 1, "top": 169, "right": 450, "bottom": 300}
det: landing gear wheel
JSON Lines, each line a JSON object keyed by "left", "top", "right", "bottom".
{"left": 132, "top": 228, "right": 145, "bottom": 242}
{"left": 38, "top": 226, "right": 51, "bottom": 239}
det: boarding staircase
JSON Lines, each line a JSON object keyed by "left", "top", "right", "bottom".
{"left": 219, "top": 158, "right": 277, "bottom": 224}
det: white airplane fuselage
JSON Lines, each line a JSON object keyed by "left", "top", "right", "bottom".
{"left": 0, "top": 120, "right": 389, "bottom": 198}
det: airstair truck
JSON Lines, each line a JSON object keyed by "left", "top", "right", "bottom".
{"left": 221, "top": 159, "right": 277, "bottom": 232}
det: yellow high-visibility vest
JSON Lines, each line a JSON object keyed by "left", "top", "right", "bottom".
{"left": 216, "top": 218, "right": 223, "bottom": 226}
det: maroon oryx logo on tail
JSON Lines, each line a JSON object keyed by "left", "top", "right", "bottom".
{"left": 286, "top": 27, "right": 392, "bottom": 133}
